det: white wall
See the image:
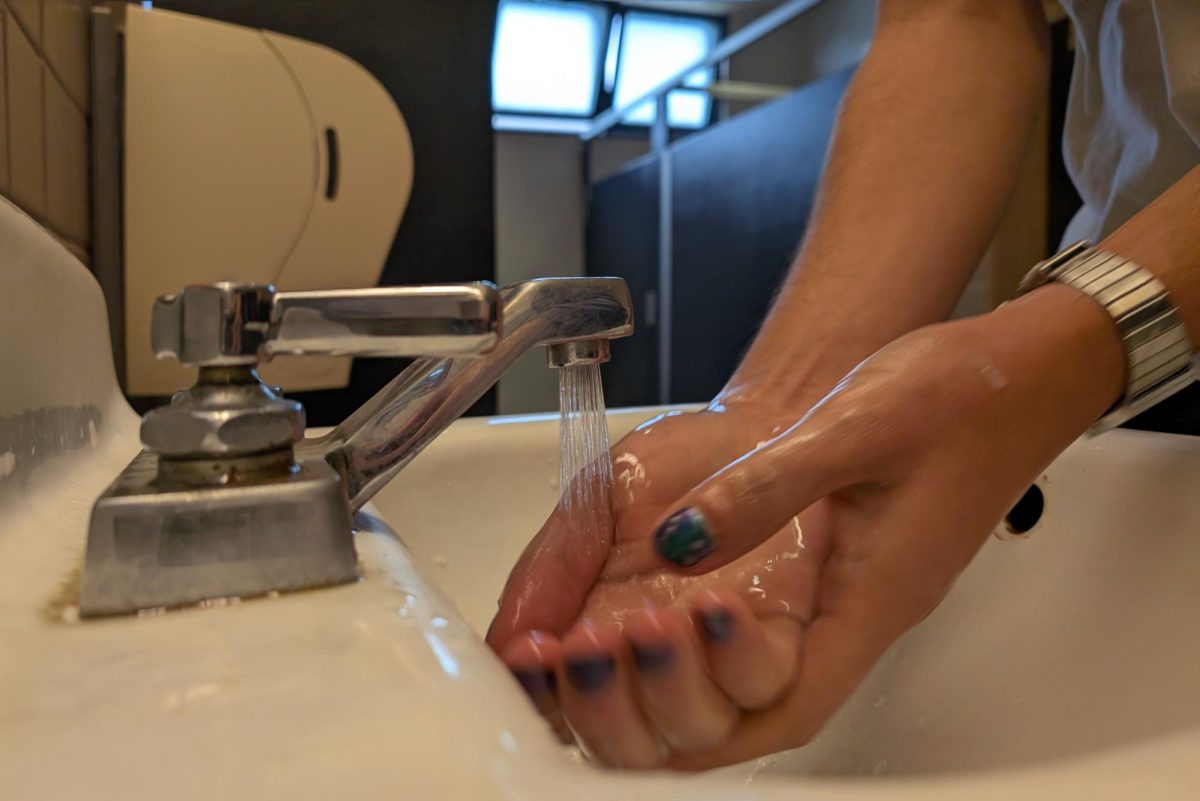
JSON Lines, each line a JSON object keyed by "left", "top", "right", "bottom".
{"left": 494, "top": 133, "right": 649, "bottom": 413}
{"left": 494, "top": 132, "right": 583, "bottom": 415}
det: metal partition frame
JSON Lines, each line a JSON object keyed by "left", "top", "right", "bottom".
{"left": 580, "top": 0, "right": 830, "bottom": 403}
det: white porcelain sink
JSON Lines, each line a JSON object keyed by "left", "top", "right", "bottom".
{"left": 3, "top": 198, "right": 1199, "bottom": 800}
{"left": 375, "top": 411, "right": 1200, "bottom": 793}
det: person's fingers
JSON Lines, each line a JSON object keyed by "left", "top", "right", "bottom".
{"left": 557, "top": 621, "right": 668, "bottom": 769}
{"left": 623, "top": 607, "right": 739, "bottom": 752}
{"left": 666, "top": 601, "right": 896, "bottom": 771}
{"left": 687, "top": 588, "right": 801, "bottom": 710}
{"left": 500, "top": 631, "right": 573, "bottom": 743}
{"left": 650, "top": 411, "right": 876, "bottom": 575}
{"left": 487, "top": 499, "right": 612, "bottom": 652}
{"left": 668, "top": 513, "right": 956, "bottom": 771}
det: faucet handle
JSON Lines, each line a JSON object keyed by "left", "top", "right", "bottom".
{"left": 152, "top": 282, "right": 500, "bottom": 367}
{"left": 151, "top": 283, "right": 275, "bottom": 367}
{"left": 269, "top": 285, "right": 499, "bottom": 358}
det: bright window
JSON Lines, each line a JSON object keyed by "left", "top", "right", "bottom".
{"left": 491, "top": 2, "right": 722, "bottom": 132}
{"left": 612, "top": 12, "right": 721, "bottom": 129}
{"left": 491, "top": 0, "right": 608, "bottom": 117}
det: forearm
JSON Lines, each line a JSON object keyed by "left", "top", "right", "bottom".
{"left": 724, "top": 0, "right": 1049, "bottom": 403}
{"left": 963, "top": 164, "right": 1200, "bottom": 443}
{"left": 1102, "top": 165, "right": 1200, "bottom": 345}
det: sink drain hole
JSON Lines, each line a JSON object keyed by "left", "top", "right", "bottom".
{"left": 1004, "top": 484, "right": 1044, "bottom": 535}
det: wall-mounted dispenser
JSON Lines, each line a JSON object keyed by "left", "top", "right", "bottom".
{"left": 92, "top": 4, "right": 414, "bottom": 397}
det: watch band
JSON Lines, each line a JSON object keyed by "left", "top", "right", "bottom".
{"left": 1018, "top": 242, "right": 1196, "bottom": 434}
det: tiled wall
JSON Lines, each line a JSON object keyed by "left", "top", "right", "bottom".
{"left": 1, "top": 0, "right": 91, "bottom": 264}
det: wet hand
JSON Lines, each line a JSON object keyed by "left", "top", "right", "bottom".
{"left": 486, "top": 401, "right": 833, "bottom": 767}
{"left": 489, "top": 286, "right": 1123, "bottom": 769}
{"left": 642, "top": 287, "right": 1123, "bottom": 768}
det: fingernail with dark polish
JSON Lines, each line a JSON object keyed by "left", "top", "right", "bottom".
{"left": 513, "top": 668, "right": 556, "bottom": 698}
{"left": 654, "top": 507, "right": 714, "bottom": 567}
{"left": 564, "top": 655, "right": 616, "bottom": 692}
{"left": 630, "top": 642, "right": 674, "bottom": 672}
{"left": 700, "top": 608, "right": 735, "bottom": 644}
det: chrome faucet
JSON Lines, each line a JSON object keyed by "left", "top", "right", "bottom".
{"left": 80, "top": 278, "right": 633, "bottom": 617}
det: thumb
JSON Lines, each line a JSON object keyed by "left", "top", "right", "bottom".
{"left": 486, "top": 497, "right": 612, "bottom": 652}
{"left": 650, "top": 420, "right": 866, "bottom": 574}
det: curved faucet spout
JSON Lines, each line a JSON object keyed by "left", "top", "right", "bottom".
{"left": 315, "top": 277, "right": 633, "bottom": 510}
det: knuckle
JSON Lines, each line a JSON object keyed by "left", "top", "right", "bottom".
{"left": 727, "top": 455, "right": 782, "bottom": 509}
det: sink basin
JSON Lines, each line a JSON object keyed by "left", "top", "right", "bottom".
{"left": 2, "top": 196, "right": 1199, "bottom": 800}
{"left": 375, "top": 411, "right": 1200, "bottom": 793}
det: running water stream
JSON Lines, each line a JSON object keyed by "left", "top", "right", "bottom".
{"left": 557, "top": 363, "right": 614, "bottom": 540}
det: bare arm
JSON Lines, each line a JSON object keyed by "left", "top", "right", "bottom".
{"left": 723, "top": 0, "right": 1051, "bottom": 403}
{"left": 488, "top": 0, "right": 1200, "bottom": 768}
{"left": 636, "top": 163, "right": 1200, "bottom": 775}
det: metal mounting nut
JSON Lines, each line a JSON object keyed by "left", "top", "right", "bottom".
{"left": 151, "top": 283, "right": 276, "bottom": 367}
{"left": 140, "top": 379, "right": 304, "bottom": 458}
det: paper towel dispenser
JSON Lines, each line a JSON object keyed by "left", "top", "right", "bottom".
{"left": 92, "top": 4, "right": 414, "bottom": 396}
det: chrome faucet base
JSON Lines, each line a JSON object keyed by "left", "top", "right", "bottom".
{"left": 79, "top": 452, "right": 356, "bottom": 617}
{"left": 80, "top": 277, "right": 632, "bottom": 617}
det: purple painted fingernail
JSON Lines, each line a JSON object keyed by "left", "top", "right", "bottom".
{"left": 630, "top": 641, "right": 674, "bottom": 672}
{"left": 564, "top": 655, "right": 616, "bottom": 692}
{"left": 699, "top": 608, "right": 735, "bottom": 644}
{"left": 513, "top": 668, "right": 556, "bottom": 698}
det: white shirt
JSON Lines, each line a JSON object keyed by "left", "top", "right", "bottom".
{"left": 1059, "top": 0, "right": 1200, "bottom": 244}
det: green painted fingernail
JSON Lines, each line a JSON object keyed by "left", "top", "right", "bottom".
{"left": 654, "top": 507, "right": 714, "bottom": 567}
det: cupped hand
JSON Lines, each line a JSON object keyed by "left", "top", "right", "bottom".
{"left": 486, "top": 399, "right": 834, "bottom": 767}
{"left": 489, "top": 286, "right": 1121, "bottom": 770}
{"left": 639, "top": 287, "right": 1122, "bottom": 768}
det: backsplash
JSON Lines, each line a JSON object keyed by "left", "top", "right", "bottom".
{"left": 1, "top": 0, "right": 90, "bottom": 264}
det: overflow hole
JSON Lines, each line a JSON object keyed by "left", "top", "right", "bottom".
{"left": 1004, "top": 484, "right": 1045, "bottom": 535}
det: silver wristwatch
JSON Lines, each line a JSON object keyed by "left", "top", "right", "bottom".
{"left": 1017, "top": 241, "right": 1197, "bottom": 434}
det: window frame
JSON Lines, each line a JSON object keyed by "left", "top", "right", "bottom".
{"left": 606, "top": 6, "right": 724, "bottom": 133}
{"left": 491, "top": 0, "right": 614, "bottom": 121}
{"left": 491, "top": 1, "right": 726, "bottom": 136}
